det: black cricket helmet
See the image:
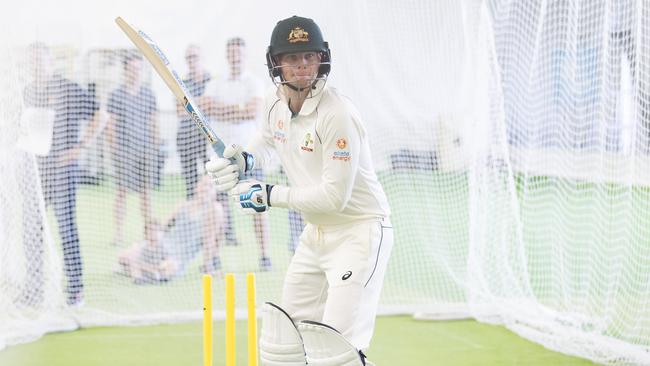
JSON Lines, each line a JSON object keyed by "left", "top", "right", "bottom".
{"left": 266, "top": 15, "right": 331, "bottom": 80}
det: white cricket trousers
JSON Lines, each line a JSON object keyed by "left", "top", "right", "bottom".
{"left": 280, "top": 217, "right": 393, "bottom": 350}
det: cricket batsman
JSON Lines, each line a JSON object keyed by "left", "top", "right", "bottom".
{"left": 206, "top": 15, "right": 393, "bottom": 366}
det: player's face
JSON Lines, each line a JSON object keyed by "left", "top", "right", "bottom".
{"left": 278, "top": 51, "right": 321, "bottom": 89}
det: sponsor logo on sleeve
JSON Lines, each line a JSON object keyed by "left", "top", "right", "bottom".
{"left": 332, "top": 137, "right": 350, "bottom": 161}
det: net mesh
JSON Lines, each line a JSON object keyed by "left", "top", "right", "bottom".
{"left": 1, "top": 0, "right": 650, "bottom": 365}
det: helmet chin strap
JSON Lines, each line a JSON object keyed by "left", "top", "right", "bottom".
{"left": 282, "top": 80, "right": 317, "bottom": 115}
{"left": 284, "top": 80, "right": 318, "bottom": 92}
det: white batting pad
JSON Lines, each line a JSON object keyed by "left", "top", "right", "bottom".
{"left": 297, "top": 320, "right": 365, "bottom": 366}
{"left": 259, "top": 302, "right": 306, "bottom": 366}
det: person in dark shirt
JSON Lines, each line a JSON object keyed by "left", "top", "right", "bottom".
{"left": 176, "top": 44, "right": 212, "bottom": 199}
{"left": 107, "top": 52, "right": 161, "bottom": 248}
{"left": 23, "top": 42, "right": 101, "bottom": 306}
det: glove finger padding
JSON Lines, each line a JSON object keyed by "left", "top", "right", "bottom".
{"left": 215, "top": 170, "right": 239, "bottom": 192}
{"left": 223, "top": 144, "right": 246, "bottom": 174}
{"left": 205, "top": 156, "right": 231, "bottom": 173}
{"left": 222, "top": 144, "right": 242, "bottom": 159}
{"left": 205, "top": 157, "right": 239, "bottom": 192}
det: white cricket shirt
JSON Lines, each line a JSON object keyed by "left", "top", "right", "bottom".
{"left": 206, "top": 72, "right": 263, "bottom": 146}
{"left": 247, "top": 81, "right": 390, "bottom": 225}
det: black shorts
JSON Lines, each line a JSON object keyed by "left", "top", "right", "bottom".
{"left": 113, "top": 151, "right": 164, "bottom": 193}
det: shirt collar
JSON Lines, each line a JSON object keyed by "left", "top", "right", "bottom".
{"left": 276, "top": 80, "right": 326, "bottom": 117}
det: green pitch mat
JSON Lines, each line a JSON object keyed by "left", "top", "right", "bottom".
{"left": 0, "top": 316, "right": 595, "bottom": 365}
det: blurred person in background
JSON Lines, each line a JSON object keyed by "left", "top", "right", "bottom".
{"left": 176, "top": 44, "right": 212, "bottom": 200}
{"left": 107, "top": 52, "right": 162, "bottom": 249}
{"left": 117, "top": 176, "right": 223, "bottom": 283}
{"left": 203, "top": 37, "right": 271, "bottom": 270}
{"left": 23, "top": 42, "right": 103, "bottom": 306}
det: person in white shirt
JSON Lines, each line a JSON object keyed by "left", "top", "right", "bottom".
{"left": 202, "top": 37, "right": 271, "bottom": 270}
{"left": 206, "top": 16, "right": 392, "bottom": 366}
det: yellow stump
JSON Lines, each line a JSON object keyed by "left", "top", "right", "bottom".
{"left": 203, "top": 274, "right": 213, "bottom": 366}
{"left": 225, "top": 273, "right": 236, "bottom": 366}
{"left": 247, "top": 273, "right": 258, "bottom": 366}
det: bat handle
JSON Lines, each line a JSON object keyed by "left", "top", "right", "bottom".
{"left": 210, "top": 141, "right": 226, "bottom": 157}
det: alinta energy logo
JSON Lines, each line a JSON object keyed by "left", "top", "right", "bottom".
{"left": 332, "top": 137, "right": 350, "bottom": 161}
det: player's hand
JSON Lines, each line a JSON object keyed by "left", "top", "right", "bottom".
{"left": 205, "top": 144, "right": 254, "bottom": 192}
{"left": 230, "top": 180, "right": 274, "bottom": 213}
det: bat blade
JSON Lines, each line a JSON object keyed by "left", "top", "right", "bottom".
{"left": 115, "top": 16, "right": 226, "bottom": 157}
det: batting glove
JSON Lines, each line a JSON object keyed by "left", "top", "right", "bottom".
{"left": 205, "top": 144, "right": 254, "bottom": 192}
{"left": 231, "top": 180, "right": 274, "bottom": 213}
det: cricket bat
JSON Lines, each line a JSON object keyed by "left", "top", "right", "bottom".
{"left": 114, "top": 16, "right": 227, "bottom": 158}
